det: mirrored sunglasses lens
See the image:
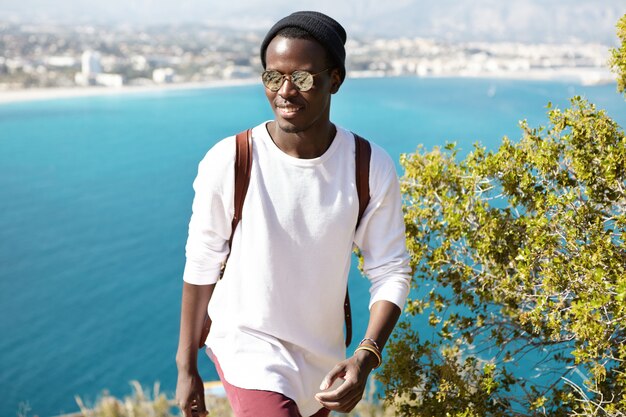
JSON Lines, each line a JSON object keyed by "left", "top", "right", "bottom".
{"left": 262, "top": 71, "right": 283, "bottom": 91}
{"left": 291, "top": 71, "right": 314, "bottom": 91}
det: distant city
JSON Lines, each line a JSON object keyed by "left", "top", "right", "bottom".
{"left": 0, "top": 21, "right": 615, "bottom": 92}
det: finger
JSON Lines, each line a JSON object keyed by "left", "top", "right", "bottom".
{"left": 316, "top": 377, "right": 360, "bottom": 402}
{"left": 191, "top": 405, "right": 208, "bottom": 417}
{"left": 319, "top": 363, "right": 347, "bottom": 390}
{"left": 196, "top": 391, "right": 207, "bottom": 414}
{"left": 316, "top": 388, "right": 363, "bottom": 412}
{"left": 180, "top": 395, "right": 204, "bottom": 417}
{"left": 191, "top": 395, "right": 208, "bottom": 417}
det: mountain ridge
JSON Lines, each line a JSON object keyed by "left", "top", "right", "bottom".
{"left": 0, "top": 0, "right": 623, "bottom": 43}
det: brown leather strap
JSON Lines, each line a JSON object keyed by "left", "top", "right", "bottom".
{"left": 354, "top": 134, "right": 371, "bottom": 228}
{"left": 230, "top": 129, "right": 253, "bottom": 251}
{"left": 343, "top": 133, "right": 371, "bottom": 347}
{"left": 199, "top": 129, "right": 252, "bottom": 349}
{"left": 221, "top": 129, "right": 253, "bottom": 276}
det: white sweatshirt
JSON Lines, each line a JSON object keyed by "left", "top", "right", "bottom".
{"left": 183, "top": 122, "right": 411, "bottom": 416}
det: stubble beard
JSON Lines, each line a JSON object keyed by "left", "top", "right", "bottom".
{"left": 276, "top": 120, "right": 304, "bottom": 134}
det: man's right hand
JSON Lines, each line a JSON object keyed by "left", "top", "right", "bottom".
{"left": 176, "top": 283, "right": 215, "bottom": 417}
{"left": 176, "top": 369, "right": 208, "bottom": 417}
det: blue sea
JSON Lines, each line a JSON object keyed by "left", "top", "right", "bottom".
{"left": 1, "top": 77, "right": 624, "bottom": 417}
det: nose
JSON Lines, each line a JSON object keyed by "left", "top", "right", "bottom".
{"left": 277, "top": 75, "right": 298, "bottom": 97}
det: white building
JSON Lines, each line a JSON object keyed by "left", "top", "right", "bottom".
{"left": 95, "top": 73, "right": 124, "bottom": 88}
{"left": 81, "top": 51, "right": 102, "bottom": 75}
{"left": 76, "top": 50, "right": 124, "bottom": 87}
{"left": 153, "top": 67, "right": 176, "bottom": 84}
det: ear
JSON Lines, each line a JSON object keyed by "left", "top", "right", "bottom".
{"left": 329, "top": 68, "right": 342, "bottom": 94}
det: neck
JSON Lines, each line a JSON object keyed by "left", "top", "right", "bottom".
{"left": 267, "top": 121, "right": 337, "bottom": 159}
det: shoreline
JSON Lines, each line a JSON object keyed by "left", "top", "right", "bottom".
{"left": 350, "top": 66, "right": 615, "bottom": 85}
{"left": 0, "top": 78, "right": 259, "bottom": 105}
{"left": 0, "top": 68, "right": 616, "bottom": 105}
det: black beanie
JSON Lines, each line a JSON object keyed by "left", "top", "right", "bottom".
{"left": 260, "top": 11, "right": 347, "bottom": 81}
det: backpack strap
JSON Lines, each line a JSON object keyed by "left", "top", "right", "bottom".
{"left": 354, "top": 134, "right": 371, "bottom": 227}
{"left": 221, "top": 128, "right": 253, "bottom": 275}
{"left": 198, "top": 128, "right": 252, "bottom": 349}
{"left": 230, "top": 129, "right": 253, "bottom": 251}
{"left": 343, "top": 133, "right": 371, "bottom": 347}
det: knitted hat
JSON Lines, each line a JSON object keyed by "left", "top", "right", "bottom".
{"left": 260, "top": 11, "right": 347, "bottom": 81}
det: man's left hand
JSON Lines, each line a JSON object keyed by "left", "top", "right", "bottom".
{"left": 314, "top": 350, "right": 378, "bottom": 412}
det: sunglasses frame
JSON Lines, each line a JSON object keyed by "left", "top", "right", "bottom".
{"left": 261, "top": 68, "right": 330, "bottom": 92}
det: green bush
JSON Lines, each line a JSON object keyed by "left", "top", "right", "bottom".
{"left": 379, "top": 14, "right": 626, "bottom": 417}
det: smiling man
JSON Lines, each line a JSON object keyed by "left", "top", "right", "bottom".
{"left": 175, "top": 11, "right": 411, "bottom": 417}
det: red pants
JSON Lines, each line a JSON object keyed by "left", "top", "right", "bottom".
{"left": 214, "top": 357, "right": 330, "bottom": 417}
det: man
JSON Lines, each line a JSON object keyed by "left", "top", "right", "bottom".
{"left": 176, "top": 11, "right": 411, "bottom": 417}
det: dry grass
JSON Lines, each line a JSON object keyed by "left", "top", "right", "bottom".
{"left": 74, "top": 381, "right": 173, "bottom": 417}
{"left": 70, "top": 380, "right": 392, "bottom": 417}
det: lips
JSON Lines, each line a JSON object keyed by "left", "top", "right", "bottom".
{"left": 275, "top": 101, "right": 304, "bottom": 118}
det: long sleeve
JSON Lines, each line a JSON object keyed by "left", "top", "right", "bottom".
{"left": 353, "top": 144, "right": 412, "bottom": 309}
{"left": 182, "top": 137, "right": 236, "bottom": 285}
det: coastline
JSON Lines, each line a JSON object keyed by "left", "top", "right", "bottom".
{"left": 0, "top": 67, "right": 616, "bottom": 105}
{"left": 0, "top": 78, "right": 259, "bottom": 105}
{"left": 350, "top": 66, "right": 616, "bottom": 85}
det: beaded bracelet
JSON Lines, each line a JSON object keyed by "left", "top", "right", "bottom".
{"left": 354, "top": 345, "right": 382, "bottom": 368}
{"left": 359, "top": 337, "right": 381, "bottom": 352}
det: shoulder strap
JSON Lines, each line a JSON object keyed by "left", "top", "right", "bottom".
{"left": 354, "top": 133, "right": 371, "bottom": 227}
{"left": 343, "top": 133, "right": 372, "bottom": 347}
{"left": 230, "top": 129, "right": 253, "bottom": 250}
{"left": 199, "top": 129, "right": 252, "bottom": 349}
{"left": 218, "top": 129, "right": 253, "bottom": 278}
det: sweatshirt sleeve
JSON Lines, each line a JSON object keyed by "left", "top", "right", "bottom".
{"left": 182, "top": 137, "right": 236, "bottom": 285}
{"left": 353, "top": 144, "right": 412, "bottom": 310}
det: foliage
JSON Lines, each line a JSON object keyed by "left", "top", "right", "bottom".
{"left": 68, "top": 378, "right": 390, "bottom": 417}
{"left": 379, "top": 95, "right": 626, "bottom": 417}
{"left": 73, "top": 381, "right": 236, "bottom": 417}
{"left": 609, "top": 14, "right": 626, "bottom": 95}
{"left": 74, "top": 381, "right": 179, "bottom": 417}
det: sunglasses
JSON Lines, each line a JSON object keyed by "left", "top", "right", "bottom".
{"left": 261, "top": 68, "right": 330, "bottom": 92}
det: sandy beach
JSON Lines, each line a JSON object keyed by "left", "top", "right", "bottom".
{"left": 0, "top": 78, "right": 259, "bottom": 105}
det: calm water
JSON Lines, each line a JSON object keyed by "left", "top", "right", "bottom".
{"left": 0, "top": 77, "right": 624, "bottom": 417}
